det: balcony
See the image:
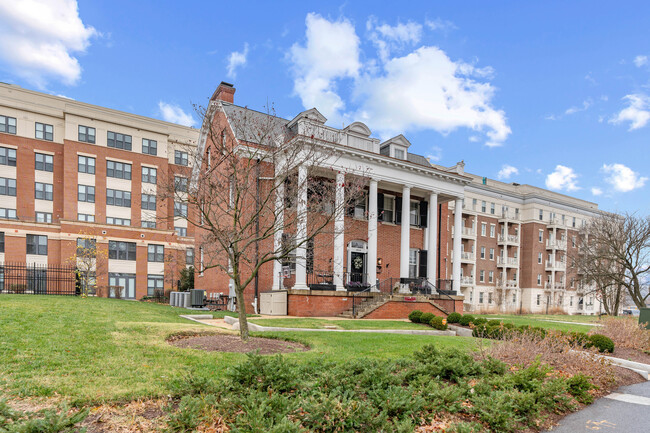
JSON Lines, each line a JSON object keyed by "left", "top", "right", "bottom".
{"left": 451, "top": 226, "right": 477, "bottom": 239}
{"left": 548, "top": 216, "right": 568, "bottom": 229}
{"left": 497, "top": 234, "right": 520, "bottom": 245}
{"left": 497, "top": 279, "right": 518, "bottom": 289}
{"left": 462, "top": 202, "right": 478, "bottom": 214}
{"left": 460, "top": 251, "right": 475, "bottom": 263}
{"left": 545, "top": 260, "right": 566, "bottom": 271}
{"left": 546, "top": 239, "right": 567, "bottom": 250}
{"left": 544, "top": 282, "right": 566, "bottom": 291}
{"left": 498, "top": 211, "right": 519, "bottom": 222}
{"left": 460, "top": 276, "right": 474, "bottom": 286}
{"left": 497, "top": 256, "right": 518, "bottom": 267}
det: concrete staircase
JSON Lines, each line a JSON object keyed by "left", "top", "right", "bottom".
{"left": 338, "top": 294, "right": 390, "bottom": 318}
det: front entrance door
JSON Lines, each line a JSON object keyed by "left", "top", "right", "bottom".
{"left": 350, "top": 251, "right": 366, "bottom": 284}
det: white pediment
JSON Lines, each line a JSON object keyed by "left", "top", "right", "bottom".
{"left": 343, "top": 121, "right": 372, "bottom": 137}
{"left": 287, "top": 108, "right": 327, "bottom": 128}
{"left": 380, "top": 134, "right": 412, "bottom": 149}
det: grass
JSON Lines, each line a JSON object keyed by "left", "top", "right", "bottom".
{"left": 0, "top": 295, "right": 473, "bottom": 404}
{"left": 474, "top": 314, "right": 596, "bottom": 332}
{"left": 249, "top": 317, "right": 430, "bottom": 330}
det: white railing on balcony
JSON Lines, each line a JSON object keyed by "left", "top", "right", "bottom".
{"left": 498, "top": 234, "right": 520, "bottom": 244}
{"left": 460, "top": 276, "right": 474, "bottom": 285}
{"left": 500, "top": 211, "right": 518, "bottom": 220}
{"left": 461, "top": 251, "right": 475, "bottom": 261}
{"left": 546, "top": 260, "right": 566, "bottom": 270}
{"left": 497, "top": 256, "right": 518, "bottom": 266}
{"left": 554, "top": 283, "right": 565, "bottom": 290}
{"left": 546, "top": 239, "right": 567, "bottom": 250}
{"left": 462, "top": 203, "right": 478, "bottom": 212}
{"left": 462, "top": 227, "right": 476, "bottom": 237}
{"left": 498, "top": 279, "right": 518, "bottom": 288}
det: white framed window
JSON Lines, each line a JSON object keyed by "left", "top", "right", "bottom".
{"left": 489, "top": 224, "right": 495, "bottom": 237}
{"left": 539, "top": 209, "right": 543, "bottom": 221}
{"left": 512, "top": 292, "right": 517, "bottom": 304}
{"left": 479, "top": 292, "right": 484, "bottom": 303}
{"left": 409, "top": 200, "right": 419, "bottom": 226}
{"left": 147, "top": 244, "right": 164, "bottom": 262}
{"left": 394, "top": 148, "right": 405, "bottom": 159}
{"left": 481, "top": 223, "right": 487, "bottom": 236}
{"left": 488, "top": 292, "right": 493, "bottom": 304}
{"left": 479, "top": 270, "right": 485, "bottom": 282}
{"left": 490, "top": 203, "right": 495, "bottom": 215}
{"left": 147, "top": 275, "right": 164, "bottom": 296}
{"left": 481, "top": 201, "right": 486, "bottom": 213}
{"left": 382, "top": 195, "right": 395, "bottom": 223}
{"left": 480, "top": 247, "right": 485, "bottom": 259}
{"left": 538, "top": 252, "right": 542, "bottom": 264}
{"left": 489, "top": 248, "right": 494, "bottom": 260}
{"left": 536, "top": 294, "right": 541, "bottom": 305}
{"left": 538, "top": 230, "right": 543, "bottom": 242}
{"left": 488, "top": 271, "right": 494, "bottom": 283}
{"left": 537, "top": 274, "right": 542, "bottom": 285}
{"left": 408, "top": 248, "right": 418, "bottom": 278}
{"left": 106, "top": 217, "right": 130, "bottom": 226}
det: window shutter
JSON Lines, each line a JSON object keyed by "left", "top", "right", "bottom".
{"left": 419, "top": 250, "right": 428, "bottom": 278}
{"left": 377, "top": 193, "right": 384, "bottom": 221}
{"left": 395, "top": 197, "right": 402, "bottom": 224}
{"left": 420, "top": 201, "right": 428, "bottom": 227}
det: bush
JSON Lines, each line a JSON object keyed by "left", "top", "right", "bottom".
{"left": 597, "top": 317, "right": 650, "bottom": 351}
{"left": 430, "top": 316, "right": 448, "bottom": 330}
{"left": 586, "top": 334, "right": 615, "bottom": 353}
{"left": 459, "top": 314, "right": 475, "bottom": 326}
{"left": 487, "top": 319, "right": 502, "bottom": 327}
{"left": 446, "top": 312, "right": 462, "bottom": 324}
{"left": 408, "top": 310, "right": 423, "bottom": 323}
{"left": 473, "top": 317, "right": 488, "bottom": 326}
{"left": 472, "top": 324, "right": 488, "bottom": 338}
{"left": 566, "top": 373, "right": 596, "bottom": 404}
{"left": 420, "top": 312, "right": 435, "bottom": 325}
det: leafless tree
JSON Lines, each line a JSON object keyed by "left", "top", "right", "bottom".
{"left": 67, "top": 231, "right": 107, "bottom": 297}
{"left": 571, "top": 212, "right": 650, "bottom": 312}
{"left": 161, "top": 102, "right": 367, "bottom": 340}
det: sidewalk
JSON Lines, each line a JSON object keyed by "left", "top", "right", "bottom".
{"left": 545, "top": 381, "right": 650, "bottom": 432}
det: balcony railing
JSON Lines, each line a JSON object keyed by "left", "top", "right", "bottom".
{"left": 460, "top": 276, "right": 474, "bottom": 286}
{"left": 461, "top": 251, "right": 475, "bottom": 261}
{"left": 497, "top": 234, "right": 520, "bottom": 244}
{"left": 499, "top": 211, "right": 518, "bottom": 221}
{"left": 545, "top": 260, "right": 566, "bottom": 270}
{"left": 497, "top": 279, "right": 518, "bottom": 289}
{"left": 497, "top": 256, "right": 518, "bottom": 266}
{"left": 546, "top": 239, "right": 567, "bottom": 250}
{"left": 451, "top": 226, "right": 477, "bottom": 238}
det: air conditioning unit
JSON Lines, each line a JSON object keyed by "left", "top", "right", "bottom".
{"left": 190, "top": 289, "right": 206, "bottom": 308}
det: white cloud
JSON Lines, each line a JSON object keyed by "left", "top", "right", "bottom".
{"left": 367, "top": 18, "right": 422, "bottom": 62}
{"left": 565, "top": 99, "right": 592, "bottom": 115}
{"left": 158, "top": 102, "right": 196, "bottom": 127}
{"left": 289, "top": 13, "right": 360, "bottom": 123}
{"left": 425, "top": 18, "right": 457, "bottom": 33}
{"left": 0, "top": 0, "right": 97, "bottom": 88}
{"left": 545, "top": 165, "right": 580, "bottom": 192}
{"left": 601, "top": 163, "right": 647, "bottom": 192}
{"left": 633, "top": 55, "right": 648, "bottom": 68}
{"left": 226, "top": 43, "right": 249, "bottom": 79}
{"left": 610, "top": 94, "right": 650, "bottom": 130}
{"left": 426, "top": 146, "right": 442, "bottom": 162}
{"left": 591, "top": 187, "right": 603, "bottom": 196}
{"left": 497, "top": 164, "right": 519, "bottom": 180}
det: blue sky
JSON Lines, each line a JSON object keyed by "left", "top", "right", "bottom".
{"left": 0, "top": 1, "right": 648, "bottom": 212}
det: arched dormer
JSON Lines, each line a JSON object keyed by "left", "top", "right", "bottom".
{"left": 343, "top": 121, "right": 372, "bottom": 137}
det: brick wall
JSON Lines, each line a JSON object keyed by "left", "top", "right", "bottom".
{"left": 364, "top": 300, "right": 447, "bottom": 319}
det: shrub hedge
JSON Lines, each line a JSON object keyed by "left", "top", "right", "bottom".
{"left": 446, "top": 312, "right": 462, "bottom": 324}
{"left": 586, "top": 334, "right": 615, "bottom": 353}
{"left": 419, "top": 312, "right": 435, "bottom": 325}
{"left": 408, "top": 310, "right": 423, "bottom": 323}
{"left": 430, "top": 316, "right": 448, "bottom": 330}
{"left": 459, "top": 314, "right": 475, "bottom": 326}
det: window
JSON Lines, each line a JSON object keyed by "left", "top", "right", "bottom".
{"left": 107, "top": 131, "right": 132, "bottom": 150}
{"left": 174, "top": 202, "right": 188, "bottom": 217}
{"left": 186, "top": 248, "right": 194, "bottom": 265}
{"left": 537, "top": 274, "right": 542, "bottom": 285}
{"left": 488, "top": 271, "right": 494, "bottom": 283}
{"left": 490, "top": 202, "right": 495, "bottom": 214}
{"left": 141, "top": 193, "right": 156, "bottom": 210}
{"left": 479, "top": 292, "right": 484, "bottom": 303}
{"left": 106, "top": 189, "right": 131, "bottom": 207}
{"left": 488, "top": 293, "right": 493, "bottom": 304}
{"left": 0, "top": 178, "right": 16, "bottom": 196}
{"left": 35, "top": 122, "right": 53, "bottom": 141}
{"left": 176, "top": 227, "right": 187, "bottom": 236}
{"left": 489, "top": 248, "right": 494, "bottom": 260}
{"left": 481, "top": 201, "right": 486, "bottom": 213}
{"left": 481, "top": 223, "right": 487, "bottom": 236}
{"left": 479, "top": 270, "right": 485, "bottom": 282}
{"left": 394, "top": 148, "right": 405, "bottom": 159}
{"left": 142, "top": 138, "right": 157, "bottom": 155}
{"left": 106, "top": 160, "right": 132, "bottom": 180}
{"left": 78, "top": 155, "right": 96, "bottom": 174}
{"left": 26, "top": 235, "right": 47, "bottom": 255}
{"left": 382, "top": 196, "right": 395, "bottom": 222}
{"left": 489, "top": 224, "right": 495, "bottom": 237}
{"left": 148, "top": 244, "right": 164, "bottom": 262}
{"left": 538, "top": 230, "right": 543, "bottom": 242}
{"left": 35, "top": 212, "right": 52, "bottom": 223}
{"left": 0, "top": 232, "right": 3, "bottom": 252}
{"left": 35, "top": 182, "right": 53, "bottom": 200}
{"left": 538, "top": 252, "right": 542, "bottom": 264}
{"left": 570, "top": 296, "right": 574, "bottom": 307}
{"left": 174, "top": 150, "right": 188, "bottom": 166}
{"left": 512, "top": 292, "right": 517, "bottom": 304}
{"left": 480, "top": 247, "right": 485, "bottom": 259}
{"left": 108, "top": 241, "right": 136, "bottom": 260}
{"left": 0, "top": 208, "right": 16, "bottom": 219}
{"left": 572, "top": 236, "right": 576, "bottom": 247}
{"left": 408, "top": 249, "right": 418, "bottom": 278}
{"left": 572, "top": 216, "right": 576, "bottom": 228}
{"left": 78, "top": 125, "right": 96, "bottom": 144}
{"left": 409, "top": 201, "right": 419, "bottom": 226}
{"left": 0, "top": 115, "right": 16, "bottom": 134}
{"left": 76, "top": 238, "right": 96, "bottom": 257}
{"left": 142, "top": 167, "right": 157, "bottom": 184}
{"left": 0, "top": 147, "right": 16, "bottom": 166}
{"left": 536, "top": 294, "right": 541, "bottom": 305}
{"left": 35, "top": 153, "right": 53, "bottom": 171}
{"left": 142, "top": 220, "right": 156, "bottom": 229}
{"left": 106, "top": 217, "right": 131, "bottom": 226}
{"left": 78, "top": 185, "right": 95, "bottom": 203}
{"left": 147, "top": 275, "right": 164, "bottom": 296}
{"left": 174, "top": 176, "right": 188, "bottom": 192}
{"left": 539, "top": 209, "right": 543, "bottom": 221}
{"left": 78, "top": 213, "right": 94, "bottom": 222}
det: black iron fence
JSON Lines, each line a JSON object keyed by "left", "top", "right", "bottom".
{"left": 0, "top": 263, "right": 79, "bottom": 296}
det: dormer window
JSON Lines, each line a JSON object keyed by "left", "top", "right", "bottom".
{"left": 394, "top": 149, "right": 405, "bottom": 160}
{"left": 379, "top": 134, "right": 411, "bottom": 160}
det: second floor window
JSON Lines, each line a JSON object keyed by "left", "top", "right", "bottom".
{"left": 0, "top": 208, "right": 17, "bottom": 219}
{"left": 106, "top": 189, "right": 131, "bottom": 207}
{"left": 0, "top": 115, "right": 16, "bottom": 134}
{"left": 148, "top": 244, "right": 164, "bottom": 262}
{"left": 107, "top": 160, "right": 132, "bottom": 180}
{"left": 76, "top": 238, "right": 96, "bottom": 257}
{"left": 35, "top": 122, "right": 53, "bottom": 141}
{"left": 142, "top": 139, "right": 157, "bottom": 155}
{"left": 26, "top": 234, "right": 48, "bottom": 255}
{"left": 141, "top": 193, "right": 156, "bottom": 210}
{"left": 142, "top": 166, "right": 157, "bottom": 184}
{"left": 174, "top": 150, "right": 188, "bottom": 166}
{"left": 78, "top": 185, "right": 95, "bottom": 203}
{"left": 107, "top": 131, "right": 132, "bottom": 150}
{"left": 35, "top": 153, "right": 53, "bottom": 172}
{"left": 0, "top": 178, "right": 16, "bottom": 196}
{"left": 174, "top": 202, "right": 187, "bottom": 217}
{"left": 35, "top": 182, "right": 53, "bottom": 200}
{"left": 108, "top": 241, "right": 136, "bottom": 261}
{"left": 78, "top": 155, "right": 96, "bottom": 174}
{"left": 0, "top": 147, "right": 16, "bottom": 166}
{"left": 35, "top": 212, "right": 52, "bottom": 223}
{"left": 78, "top": 125, "right": 96, "bottom": 143}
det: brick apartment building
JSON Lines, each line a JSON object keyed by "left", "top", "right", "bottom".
{"left": 0, "top": 82, "right": 602, "bottom": 315}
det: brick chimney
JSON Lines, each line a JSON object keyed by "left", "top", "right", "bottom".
{"left": 211, "top": 81, "right": 235, "bottom": 103}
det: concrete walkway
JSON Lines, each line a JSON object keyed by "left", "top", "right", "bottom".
{"left": 545, "top": 381, "right": 650, "bottom": 432}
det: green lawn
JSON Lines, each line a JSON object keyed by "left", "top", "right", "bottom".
{"left": 0, "top": 296, "right": 473, "bottom": 404}
{"left": 474, "top": 314, "right": 597, "bottom": 332}
{"left": 249, "top": 317, "right": 430, "bottom": 330}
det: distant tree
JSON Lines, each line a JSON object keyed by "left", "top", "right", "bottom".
{"left": 178, "top": 266, "right": 195, "bottom": 292}
{"left": 69, "top": 232, "right": 107, "bottom": 297}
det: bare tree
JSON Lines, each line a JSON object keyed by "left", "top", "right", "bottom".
{"left": 67, "top": 231, "right": 107, "bottom": 297}
{"left": 572, "top": 212, "right": 650, "bottom": 312}
{"left": 161, "top": 102, "right": 367, "bottom": 340}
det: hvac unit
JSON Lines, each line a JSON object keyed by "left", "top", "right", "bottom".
{"left": 190, "top": 289, "right": 206, "bottom": 308}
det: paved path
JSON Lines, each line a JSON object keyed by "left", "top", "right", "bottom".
{"left": 545, "top": 381, "right": 650, "bottom": 432}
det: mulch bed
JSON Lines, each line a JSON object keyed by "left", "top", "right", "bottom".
{"left": 169, "top": 333, "right": 309, "bottom": 355}
{"left": 612, "top": 347, "right": 650, "bottom": 365}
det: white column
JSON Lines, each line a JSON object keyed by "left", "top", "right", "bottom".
{"left": 399, "top": 186, "right": 411, "bottom": 279}
{"left": 294, "top": 165, "right": 308, "bottom": 290}
{"left": 452, "top": 197, "right": 463, "bottom": 293}
{"left": 427, "top": 192, "right": 438, "bottom": 284}
{"left": 368, "top": 179, "right": 378, "bottom": 290}
{"left": 333, "top": 172, "right": 345, "bottom": 291}
{"left": 272, "top": 181, "right": 285, "bottom": 290}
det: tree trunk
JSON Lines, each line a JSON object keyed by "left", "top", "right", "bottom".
{"left": 235, "top": 285, "right": 249, "bottom": 341}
